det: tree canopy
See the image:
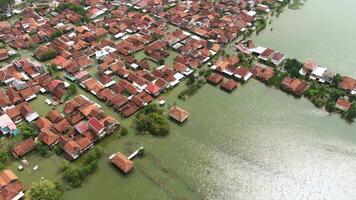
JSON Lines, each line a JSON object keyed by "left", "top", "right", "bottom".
{"left": 135, "top": 104, "right": 170, "bottom": 136}
{"left": 21, "top": 123, "right": 39, "bottom": 139}
{"left": 25, "top": 180, "right": 62, "bottom": 200}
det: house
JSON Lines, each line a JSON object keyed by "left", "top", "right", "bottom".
{"left": 335, "top": 98, "right": 352, "bottom": 112}
{"left": 11, "top": 138, "right": 36, "bottom": 159}
{"left": 5, "top": 106, "right": 22, "bottom": 123}
{"left": 169, "top": 106, "right": 189, "bottom": 123}
{"left": 281, "top": 77, "right": 310, "bottom": 96}
{"left": 74, "top": 136, "right": 94, "bottom": 153}
{"left": 35, "top": 117, "right": 53, "bottom": 130}
{"left": 299, "top": 60, "right": 318, "bottom": 76}
{"left": 207, "top": 73, "right": 223, "bottom": 85}
{"left": 109, "top": 152, "right": 134, "bottom": 174}
{"left": 121, "top": 102, "right": 139, "bottom": 118}
{"left": 107, "top": 94, "right": 129, "bottom": 110}
{"left": 60, "top": 137, "right": 82, "bottom": 161}
{"left": 38, "top": 129, "right": 59, "bottom": 147}
{"left": 46, "top": 109, "right": 64, "bottom": 123}
{"left": 100, "top": 116, "right": 120, "bottom": 134}
{"left": 251, "top": 64, "right": 274, "bottom": 82}
{"left": 220, "top": 79, "right": 238, "bottom": 92}
{"left": 309, "top": 66, "right": 328, "bottom": 82}
{"left": 47, "top": 79, "right": 66, "bottom": 101}
{"left": 20, "top": 103, "right": 39, "bottom": 122}
{"left": 0, "top": 169, "right": 25, "bottom": 200}
{"left": 67, "top": 111, "right": 84, "bottom": 125}
{"left": 145, "top": 83, "right": 161, "bottom": 96}
{"left": 52, "top": 119, "right": 71, "bottom": 134}
{"left": 339, "top": 77, "right": 356, "bottom": 95}
{"left": 258, "top": 48, "right": 274, "bottom": 61}
{"left": 88, "top": 117, "right": 105, "bottom": 138}
{"left": 234, "top": 67, "right": 253, "bottom": 82}
{"left": 0, "top": 49, "right": 9, "bottom": 61}
{"left": 75, "top": 121, "right": 89, "bottom": 135}
{"left": 0, "top": 114, "right": 18, "bottom": 136}
{"left": 271, "top": 52, "right": 286, "bottom": 66}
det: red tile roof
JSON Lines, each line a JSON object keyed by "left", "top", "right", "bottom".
{"left": 38, "top": 129, "right": 59, "bottom": 146}
{"left": 336, "top": 98, "right": 352, "bottom": 111}
{"left": 12, "top": 138, "right": 36, "bottom": 158}
{"left": 88, "top": 117, "right": 104, "bottom": 133}
{"left": 110, "top": 152, "right": 134, "bottom": 174}
{"left": 169, "top": 106, "right": 189, "bottom": 123}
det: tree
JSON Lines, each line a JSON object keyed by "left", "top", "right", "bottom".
{"left": 37, "top": 143, "right": 49, "bottom": 157}
{"left": 58, "top": 159, "right": 69, "bottom": 172}
{"left": 135, "top": 104, "right": 170, "bottom": 136}
{"left": 120, "top": 127, "right": 128, "bottom": 136}
{"left": 40, "top": 48, "right": 57, "bottom": 61}
{"left": 325, "top": 100, "right": 335, "bottom": 113}
{"left": 332, "top": 73, "right": 342, "bottom": 87}
{"left": 344, "top": 104, "right": 356, "bottom": 122}
{"left": 63, "top": 166, "right": 84, "bottom": 187}
{"left": 284, "top": 58, "right": 303, "bottom": 78}
{"left": 0, "top": 150, "right": 9, "bottom": 170}
{"left": 25, "top": 180, "right": 62, "bottom": 200}
{"left": 49, "top": 30, "right": 62, "bottom": 41}
{"left": 46, "top": 64, "right": 58, "bottom": 76}
{"left": 21, "top": 123, "right": 38, "bottom": 139}
{"left": 63, "top": 148, "right": 102, "bottom": 188}
{"left": 0, "top": 0, "right": 15, "bottom": 13}
{"left": 67, "top": 84, "right": 77, "bottom": 96}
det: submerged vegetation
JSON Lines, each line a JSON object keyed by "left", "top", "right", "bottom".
{"left": 25, "top": 180, "right": 63, "bottom": 200}
{"left": 178, "top": 76, "right": 206, "bottom": 100}
{"left": 255, "top": 17, "right": 267, "bottom": 34}
{"left": 288, "top": 0, "right": 305, "bottom": 10}
{"left": 63, "top": 147, "right": 102, "bottom": 188}
{"left": 135, "top": 104, "right": 170, "bottom": 136}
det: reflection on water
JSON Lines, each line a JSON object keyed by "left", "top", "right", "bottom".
{"left": 250, "top": 0, "right": 356, "bottom": 78}
{"left": 169, "top": 82, "right": 356, "bottom": 200}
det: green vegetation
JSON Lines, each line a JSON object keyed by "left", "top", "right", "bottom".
{"left": 49, "top": 30, "right": 63, "bottom": 41}
{"left": 0, "top": 42, "right": 6, "bottom": 48}
{"left": 135, "top": 104, "right": 170, "bottom": 136}
{"left": 0, "top": 150, "right": 10, "bottom": 170}
{"left": 58, "top": 159, "right": 70, "bottom": 172}
{"left": 25, "top": 180, "right": 63, "bottom": 200}
{"left": 283, "top": 58, "right": 303, "bottom": 78}
{"left": 21, "top": 123, "right": 39, "bottom": 139}
{"left": 63, "top": 147, "right": 102, "bottom": 188}
{"left": 55, "top": 3, "right": 86, "bottom": 16}
{"left": 288, "top": 0, "right": 304, "bottom": 10}
{"left": 266, "top": 71, "right": 287, "bottom": 87}
{"left": 255, "top": 17, "right": 267, "bottom": 34}
{"left": 344, "top": 104, "right": 356, "bottom": 122}
{"left": 55, "top": 3, "right": 89, "bottom": 24}
{"left": 304, "top": 82, "right": 342, "bottom": 108}
{"left": 67, "top": 83, "right": 78, "bottom": 96}
{"left": 62, "top": 83, "right": 78, "bottom": 102}
{"left": 39, "top": 48, "right": 57, "bottom": 62}
{"left": 37, "top": 142, "right": 50, "bottom": 157}
{"left": 47, "top": 63, "right": 59, "bottom": 76}
{"left": 238, "top": 52, "right": 255, "bottom": 68}
{"left": 178, "top": 77, "right": 205, "bottom": 100}
{"left": 332, "top": 73, "right": 343, "bottom": 87}
{"left": 120, "top": 127, "right": 128, "bottom": 136}
{"left": 0, "top": 0, "right": 14, "bottom": 12}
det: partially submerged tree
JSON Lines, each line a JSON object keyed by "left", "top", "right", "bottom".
{"left": 25, "top": 180, "right": 62, "bottom": 200}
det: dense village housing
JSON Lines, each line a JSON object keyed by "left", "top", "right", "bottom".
{"left": 0, "top": 0, "right": 355, "bottom": 198}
